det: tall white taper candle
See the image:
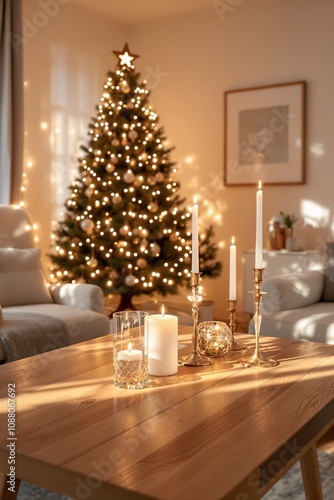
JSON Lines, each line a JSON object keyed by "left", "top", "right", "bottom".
{"left": 191, "top": 197, "right": 199, "bottom": 273}
{"left": 229, "top": 236, "right": 237, "bottom": 300}
{"left": 255, "top": 180, "right": 263, "bottom": 269}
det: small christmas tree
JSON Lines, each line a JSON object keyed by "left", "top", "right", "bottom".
{"left": 49, "top": 43, "right": 221, "bottom": 311}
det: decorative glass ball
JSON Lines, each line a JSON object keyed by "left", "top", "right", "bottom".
{"left": 198, "top": 321, "right": 232, "bottom": 358}
{"left": 80, "top": 218, "right": 94, "bottom": 233}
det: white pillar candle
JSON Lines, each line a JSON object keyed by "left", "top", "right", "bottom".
{"left": 191, "top": 196, "right": 199, "bottom": 273}
{"left": 229, "top": 236, "right": 237, "bottom": 300}
{"left": 117, "top": 342, "right": 142, "bottom": 361}
{"left": 255, "top": 180, "right": 263, "bottom": 269}
{"left": 148, "top": 306, "right": 178, "bottom": 376}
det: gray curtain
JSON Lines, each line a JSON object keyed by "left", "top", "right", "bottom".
{"left": 0, "top": 0, "right": 23, "bottom": 205}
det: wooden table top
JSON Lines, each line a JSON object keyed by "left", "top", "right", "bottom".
{"left": 1, "top": 327, "right": 334, "bottom": 500}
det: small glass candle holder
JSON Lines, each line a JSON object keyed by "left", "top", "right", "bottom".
{"left": 113, "top": 311, "right": 149, "bottom": 389}
{"left": 197, "top": 321, "right": 232, "bottom": 358}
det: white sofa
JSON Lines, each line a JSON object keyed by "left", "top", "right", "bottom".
{"left": 0, "top": 205, "right": 110, "bottom": 363}
{"left": 248, "top": 268, "right": 334, "bottom": 343}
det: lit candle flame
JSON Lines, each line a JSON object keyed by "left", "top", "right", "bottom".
{"left": 194, "top": 195, "right": 197, "bottom": 205}
{"left": 161, "top": 304, "right": 165, "bottom": 317}
{"left": 231, "top": 235, "right": 235, "bottom": 245}
{"left": 128, "top": 342, "right": 132, "bottom": 352}
{"left": 258, "top": 180, "right": 262, "bottom": 190}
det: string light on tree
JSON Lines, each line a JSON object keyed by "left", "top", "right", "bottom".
{"left": 49, "top": 43, "right": 221, "bottom": 311}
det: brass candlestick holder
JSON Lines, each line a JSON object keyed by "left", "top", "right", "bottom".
{"left": 227, "top": 300, "right": 246, "bottom": 351}
{"left": 238, "top": 268, "right": 278, "bottom": 367}
{"left": 179, "top": 273, "right": 214, "bottom": 366}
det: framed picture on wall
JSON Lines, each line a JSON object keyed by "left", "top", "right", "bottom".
{"left": 224, "top": 81, "right": 306, "bottom": 186}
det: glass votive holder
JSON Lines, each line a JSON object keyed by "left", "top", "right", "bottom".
{"left": 113, "top": 311, "right": 149, "bottom": 389}
{"left": 197, "top": 321, "right": 232, "bottom": 358}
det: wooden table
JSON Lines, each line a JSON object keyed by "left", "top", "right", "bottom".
{"left": 1, "top": 327, "right": 334, "bottom": 500}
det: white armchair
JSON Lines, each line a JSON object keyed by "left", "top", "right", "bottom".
{"left": 0, "top": 205, "right": 110, "bottom": 362}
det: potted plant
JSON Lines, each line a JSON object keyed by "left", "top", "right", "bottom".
{"left": 280, "top": 212, "right": 299, "bottom": 250}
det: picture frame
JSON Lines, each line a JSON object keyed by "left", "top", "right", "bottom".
{"left": 224, "top": 81, "right": 306, "bottom": 186}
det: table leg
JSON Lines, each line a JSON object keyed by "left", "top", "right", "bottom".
{"left": 300, "top": 444, "right": 323, "bottom": 500}
{"left": 0, "top": 472, "right": 19, "bottom": 500}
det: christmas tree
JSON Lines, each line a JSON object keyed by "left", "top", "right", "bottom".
{"left": 49, "top": 43, "right": 221, "bottom": 311}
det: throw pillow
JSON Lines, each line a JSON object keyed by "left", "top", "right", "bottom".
{"left": 322, "top": 242, "right": 334, "bottom": 301}
{"left": 0, "top": 248, "right": 53, "bottom": 307}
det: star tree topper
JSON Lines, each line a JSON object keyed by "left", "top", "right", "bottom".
{"left": 113, "top": 43, "right": 139, "bottom": 70}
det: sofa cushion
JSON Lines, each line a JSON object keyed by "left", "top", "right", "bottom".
{"left": 3, "top": 303, "right": 110, "bottom": 345}
{"left": 0, "top": 248, "right": 53, "bottom": 307}
{"left": 261, "top": 270, "right": 324, "bottom": 313}
{"left": 249, "top": 302, "right": 334, "bottom": 344}
{"left": 322, "top": 242, "right": 334, "bottom": 301}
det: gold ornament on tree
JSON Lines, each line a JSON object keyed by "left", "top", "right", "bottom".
{"left": 112, "top": 194, "right": 122, "bottom": 204}
{"left": 136, "top": 258, "right": 147, "bottom": 269}
{"left": 120, "top": 80, "right": 130, "bottom": 94}
{"left": 155, "top": 172, "right": 164, "bottom": 182}
{"left": 123, "top": 170, "right": 135, "bottom": 184}
{"left": 119, "top": 225, "right": 130, "bottom": 236}
{"left": 128, "top": 130, "right": 138, "bottom": 140}
{"left": 87, "top": 257, "right": 98, "bottom": 268}
{"left": 147, "top": 175, "right": 156, "bottom": 186}
{"left": 106, "top": 163, "right": 115, "bottom": 173}
{"left": 124, "top": 274, "right": 136, "bottom": 286}
{"left": 80, "top": 218, "right": 95, "bottom": 233}
{"left": 148, "top": 201, "right": 159, "bottom": 213}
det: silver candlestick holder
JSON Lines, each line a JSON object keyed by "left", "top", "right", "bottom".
{"left": 179, "top": 273, "right": 214, "bottom": 366}
{"left": 227, "top": 300, "right": 246, "bottom": 351}
{"left": 238, "top": 268, "right": 278, "bottom": 367}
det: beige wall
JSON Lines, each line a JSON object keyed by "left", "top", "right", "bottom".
{"left": 22, "top": 0, "right": 334, "bottom": 319}
{"left": 22, "top": 0, "right": 128, "bottom": 257}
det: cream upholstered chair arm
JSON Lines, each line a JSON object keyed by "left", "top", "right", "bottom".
{"left": 261, "top": 270, "right": 325, "bottom": 313}
{"left": 49, "top": 284, "right": 105, "bottom": 313}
